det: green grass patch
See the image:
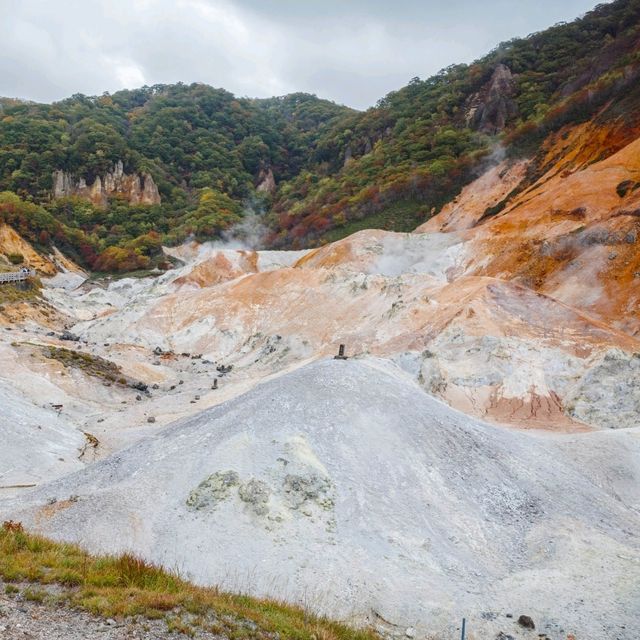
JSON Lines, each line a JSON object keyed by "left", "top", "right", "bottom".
{"left": 7, "top": 252, "right": 24, "bottom": 265}
{"left": 0, "top": 522, "right": 378, "bottom": 640}
{"left": 43, "top": 346, "right": 124, "bottom": 385}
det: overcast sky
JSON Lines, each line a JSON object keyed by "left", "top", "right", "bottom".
{"left": 1, "top": 0, "right": 606, "bottom": 110}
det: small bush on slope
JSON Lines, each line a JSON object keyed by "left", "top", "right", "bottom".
{"left": 0, "top": 522, "right": 378, "bottom": 640}
{"left": 7, "top": 252, "right": 24, "bottom": 264}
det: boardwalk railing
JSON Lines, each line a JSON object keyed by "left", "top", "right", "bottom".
{"left": 0, "top": 269, "right": 36, "bottom": 284}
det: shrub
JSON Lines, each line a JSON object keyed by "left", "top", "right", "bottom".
{"left": 7, "top": 252, "right": 24, "bottom": 265}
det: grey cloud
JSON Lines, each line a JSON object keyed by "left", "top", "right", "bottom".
{"left": 0, "top": 0, "right": 609, "bottom": 109}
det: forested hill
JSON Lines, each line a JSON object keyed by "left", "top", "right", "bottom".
{"left": 1, "top": 0, "right": 640, "bottom": 270}
{"left": 268, "top": 0, "right": 640, "bottom": 246}
{"left": 0, "top": 89, "right": 352, "bottom": 269}
{"left": 0, "top": 89, "right": 352, "bottom": 201}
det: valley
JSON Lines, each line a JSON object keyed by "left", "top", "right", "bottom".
{"left": 1, "top": 1, "right": 640, "bottom": 638}
{"left": 1, "top": 119, "right": 639, "bottom": 637}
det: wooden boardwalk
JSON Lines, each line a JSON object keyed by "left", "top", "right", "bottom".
{"left": 0, "top": 269, "right": 36, "bottom": 284}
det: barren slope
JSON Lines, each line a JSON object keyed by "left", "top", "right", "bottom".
{"left": 3, "top": 359, "right": 639, "bottom": 640}
{"left": 419, "top": 130, "right": 640, "bottom": 337}
{"left": 0, "top": 116, "right": 639, "bottom": 640}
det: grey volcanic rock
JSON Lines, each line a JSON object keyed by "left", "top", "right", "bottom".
{"left": 0, "top": 381, "right": 84, "bottom": 489}
{"left": 565, "top": 349, "right": 640, "bottom": 429}
{"left": 186, "top": 470, "right": 240, "bottom": 510}
{"left": 1, "top": 358, "right": 639, "bottom": 639}
{"left": 466, "top": 64, "right": 517, "bottom": 134}
{"left": 238, "top": 478, "right": 271, "bottom": 516}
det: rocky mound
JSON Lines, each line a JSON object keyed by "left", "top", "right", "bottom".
{"left": 3, "top": 358, "right": 638, "bottom": 639}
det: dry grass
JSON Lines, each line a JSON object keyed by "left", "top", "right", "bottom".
{"left": 0, "top": 277, "right": 42, "bottom": 304}
{"left": 43, "top": 346, "right": 124, "bottom": 385}
{"left": 0, "top": 521, "right": 377, "bottom": 640}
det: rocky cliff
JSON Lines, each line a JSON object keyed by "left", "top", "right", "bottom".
{"left": 52, "top": 160, "right": 161, "bottom": 208}
{"left": 256, "top": 167, "right": 276, "bottom": 194}
{"left": 465, "top": 63, "right": 518, "bottom": 134}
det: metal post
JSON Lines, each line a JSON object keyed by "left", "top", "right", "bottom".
{"left": 334, "top": 344, "right": 347, "bottom": 360}
{"left": 461, "top": 617, "right": 466, "bottom": 640}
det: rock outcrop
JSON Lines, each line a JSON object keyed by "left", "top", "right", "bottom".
{"left": 343, "top": 144, "right": 353, "bottom": 167}
{"left": 466, "top": 64, "right": 517, "bottom": 134}
{"left": 52, "top": 161, "right": 161, "bottom": 208}
{"left": 256, "top": 167, "right": 276, "bottom": 194}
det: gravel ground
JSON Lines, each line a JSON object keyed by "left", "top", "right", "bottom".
{"left": 0, "top": 582, "right": 220, "bottom": 640}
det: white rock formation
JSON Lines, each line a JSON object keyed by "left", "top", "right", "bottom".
{"left": 52, "top": 161, "right": 161, "bottom": 207}
{"left": 3, "top": 359, "right": 639, "bottom": 639}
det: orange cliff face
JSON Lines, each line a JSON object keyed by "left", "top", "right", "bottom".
{"left": 418, "top": 122, "right": 640, "bottom": 338}
{"left": 0, "top": 224, "right": 57, "bottom": 275}
{"left": 0, "top": 223, "right": 86, "bottom": 281}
